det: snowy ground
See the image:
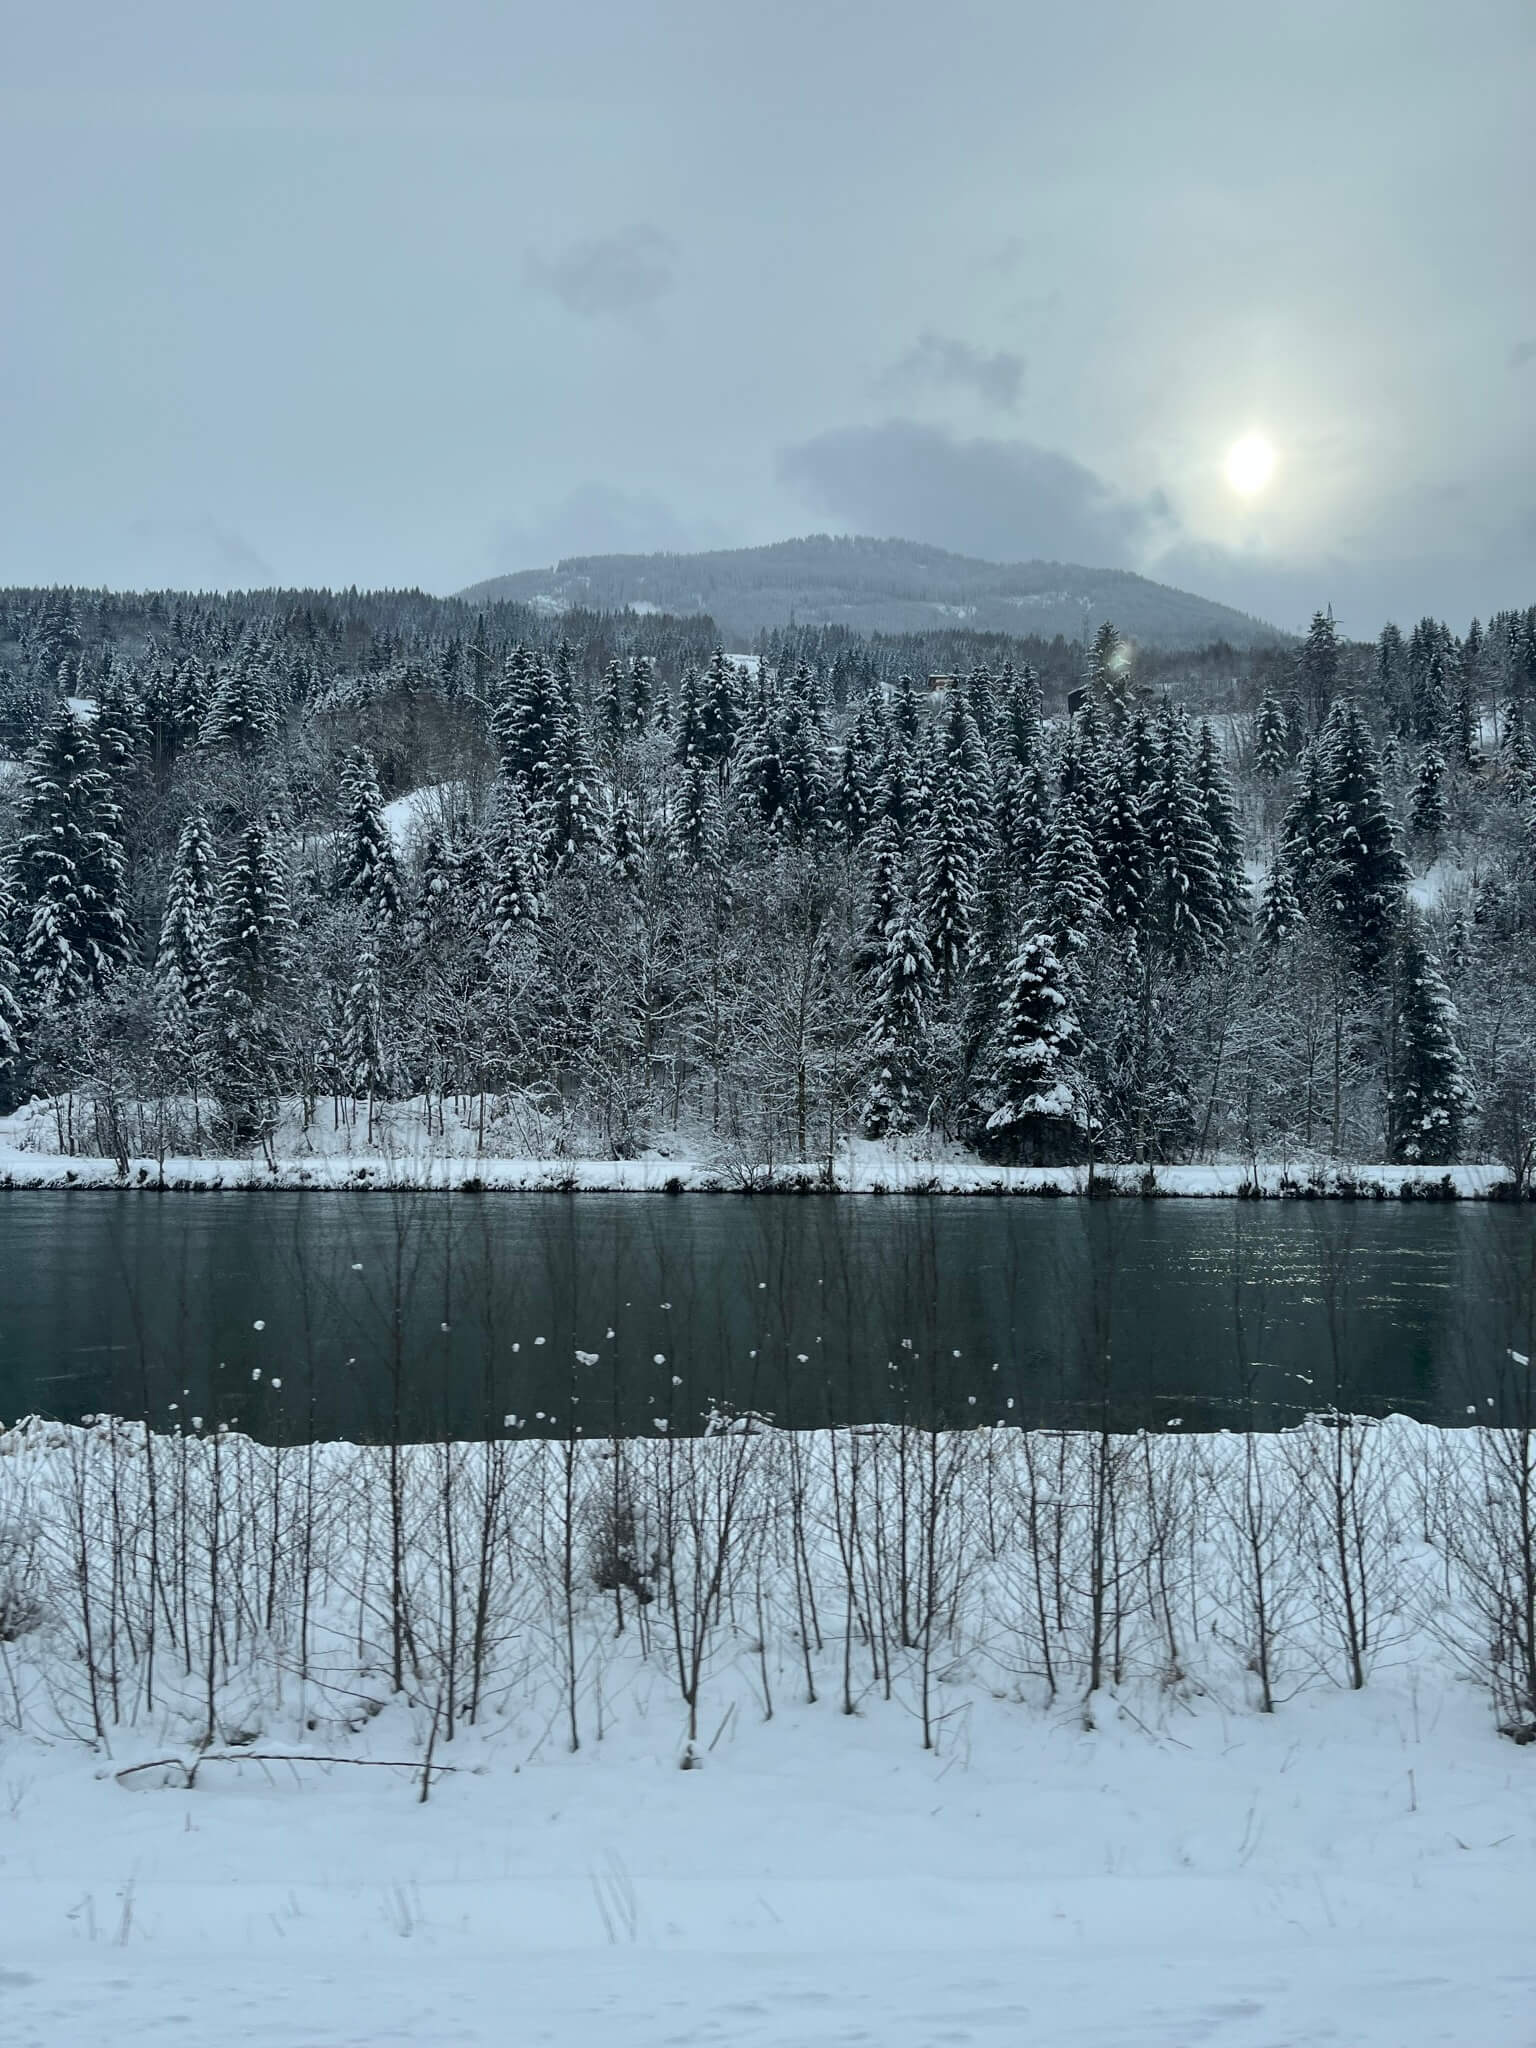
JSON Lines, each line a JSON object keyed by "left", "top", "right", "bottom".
{"left": 2, "top": 1413, "right": 1534, "bottom": 2044}
{"left": 0, "top": 1097, "right": 1510, "bottom": 1198}
{"left": 3, "top": 1674, "right": 1532, "bottom": 2046}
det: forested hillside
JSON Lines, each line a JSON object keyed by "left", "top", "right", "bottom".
{"left": 0, "top": 585, "right": 1533, "bottom": 1175}
{"left": 460, "top": 536, "right": 1287, "bottom": 651}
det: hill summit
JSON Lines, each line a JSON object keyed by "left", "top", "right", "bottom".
{"left": 458, "top": 535, "right": 1285, "bottom": 650}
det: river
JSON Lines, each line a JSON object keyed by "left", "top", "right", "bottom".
{"left": 0, "top": 1191, "right": 1530, "bottom": 1439}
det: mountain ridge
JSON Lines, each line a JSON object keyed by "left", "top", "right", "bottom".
{"left": 457, "top": 535, "right": 1287, "bottom": 650}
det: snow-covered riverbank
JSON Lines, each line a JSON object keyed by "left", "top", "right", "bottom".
{"left": 0, "top": 1098, "right": 1511, "bottom": 1198}
{"left": 1, "top": 1414, "right": 1533, "bottom": 2041}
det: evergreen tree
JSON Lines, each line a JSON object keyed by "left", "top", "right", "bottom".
{"left": 155, "top": 811, "right": 218, "bottom": 1031}
{"left": 674, "top": 753, "right": 721, "bottom": 874}
{"left": 1409, "top": 745, "right": 1448, "bottom": 848}
{"left": 672, "top": 664, "right": 706, "bottom": 768}
{"left": 0, "top": 863, "right": 22, "bottom": 1075}
{"left": 1299, "top": 607, "right": 1339, "bottom": 729}
{"left": 854, "top": 816, "right": 903, "bottom": 990}
{"left": 778, "top": 678, "right": 830, "bottom": 839}
{"left": 628, "top": 655, "right": 655, "bottom": 733}
{"left": 997, "top": 662, "right": 1044, "bottom": 770}
{"left": 494, "top": 648, "right": 561, "bottom": 789}
{"left": 486, "top": 779, "right": 543, "bottom": 940}
{"left": 1096, "top": 749, "right": 1150, "bottom": 929}
{"left": 973, "top": 929, "right": 1083, "bottom": 1154}
{"left": 837, "top": 699, "right": 881, "bottom": 848}
{"left": 608, "top": 789, "right": 644, "bottom": 888}
{"left": 1143, "top": 704, "right": 1227, "bottom": 963}
{"left": 1280, "top": 743, "right": 1331, "bottom": 900}
{"left": 861, "top": 891, "right": 931, "bottom": 1138}
{"left": 1376, "top": 622, "right": 1409, "bottom": 734}
{"left": 1317, "top": 697, "right": 1408, "bottom": 972}
{"left": 342, "top": 930, "right": 393, "bottom": 1105}
{"left": 1086, "top": 620, "right": 1130, "bottom": 715}
{"left": 200, "top": 650, "right": 279, "bottom": 753}
{"left": 1388, "top": 921, "right": 1471, "bottom": 1163}
{"left": 918, "top": 696, "right": 987, "bottom": 987}
{"left": 545, "top": 700, "right": 604, "bottom": 863}
{"left": 700, "top": 650, "right": 742, "bottom": 770}
{"left": 1258, "top": 859, "right": 1303, "bottom": 948}
{"left": 597, "top": 658, "right": 627, "bottom": 751}
{"left": 1254, "top": 693, "right": 1289, "bottom": 781}
{"left": 1193, "top": 721, "right": 1247, "bottom": 929}
{"left": 1408, "top": 617, "right": 1452, "bottom": 742}
{"left": 16, "top": 702, "right": 130, "bottom": 1007}
{"left": 207, "top": 819, "right": 295, "bottom": 1116}
{"left": 1038, "top": 789, "right": 1106, "bottom": 952}
{"left": 337, "top": 747, "right": 401, "bottom": 919}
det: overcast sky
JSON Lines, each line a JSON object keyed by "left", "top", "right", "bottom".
{"left": 3, "top": 1, "right": 1532, "bottom": 633}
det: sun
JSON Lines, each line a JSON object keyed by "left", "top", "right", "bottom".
{"left": 1225, "top": 431, "right": 1277, "bottom": 497}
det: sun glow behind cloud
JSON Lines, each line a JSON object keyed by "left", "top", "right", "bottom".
{"left": 1224, "top": 431, "right": 1277, "bottom": 497}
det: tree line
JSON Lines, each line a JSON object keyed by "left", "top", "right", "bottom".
{"left": 2, "top": 587, "right": 1535, "bottom": 1172}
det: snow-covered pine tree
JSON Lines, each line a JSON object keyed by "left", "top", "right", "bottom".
{"left": 16, "top": 702, "right": 130, "bottom": 1007}
{"left": 545, "top": 698, "right": 604, "bottom": 864}
{"left": 972, "top": 927, "right": 1084, "bottom": 1162}
{"left": 1254, "top": 694, "right": 1289, "bottom": 780}
{"left": 1038, "top": 788, "right": 1106, "bottom": 952}
{"left": 701, "top": 650, "right": 741, "bottom": 771}
{"left": 997, "top": 661, "right": 1044, "bottom": 770}
{"left": 200, "top": 649, "right": 279, "bottom": 753}
{"left": 1280, "top": 742, "right": 1330, "bottom": 900}
{"left": 1143, "top": 704, "right": 1227, "bottom": 963}
{"left": 494, "top": 647, "right": 562, "bottom": 790}
{"left": 206, "top": 818, "right": 295, "bottom": 1121}
{"left": 0, "top": 861, "right": 23, "bottom": 1076}
{"left": 1095, "top": 747, "right": 1150, "bottom": 929}
{"left": 860, "top": 891, "right": 931, "bottom": 1138}
{"left": 1258, "top": 860, "right": 1304, "bottom": 948}
{"left": 1317, "top": 697, "right": 1408, "bottom": 972}
{"left": 837, "top": 698, "right": 881, "bottom": 848}
{"left": 155, "top": 811, "right": 218, "bottom": 1032}
{"left": 672, "top": 664, "right": 706, "bottom": 769}
{"left": 628, "top": 655, "right": 655, "bottom": 733}
{"left": 1194, "top": 721, "right": 1247, "bottom": 930}
{"left": 734, "top": 692, "right": 788, "bottom": 834}
{"left": 1388, "top": 920, "right": 1471, "bottom": 1163}
{"left": 1410, "top": 745, "right": 1448, "bottom": 848}
{"left": 1299, "top": 607, "right": 1339, "bottom": 729}
{"left": 674, "top": 752, "right": 721, "bottom": 874}
{"left": 337, "top": 747, "right": 401, "bottom": 919}
{"left": 597, "top": 659, "right": 627, "bottom": 751}
{"left": 608, "top": 789, "right": 644, "bottom": 887}
{"left": 341, "top": 929, "right": 393, "bottom": 1112}
{"left": 919, "top": 694, "right": 988, "bottom": 988}
{"left": 854, "top": 816, "right": 903, "bottom": 990}
{"left": 778, "top": 674, "right": 830, "bottom": 840}
{"left": 486, "top": 777, "right": 544, "bottom": 940}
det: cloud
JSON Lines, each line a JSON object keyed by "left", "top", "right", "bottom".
{"left": 1510, "top": 338, "right": 1536, "bottom": 371}
{"left": 492, "top": 481, "right": 699, "bottom": 570}
{"left": 777, "top": 419, "right": 1173, "bottom": 567}
{"left": 524, "top": 224, "right": 678, "bottom": 319}
{"left": 882, "top": 331, "right": 1025, "bottom": 412}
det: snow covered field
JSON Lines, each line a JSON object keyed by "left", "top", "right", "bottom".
{"left": 0, "top": 1415, "right": 1533, "bottom": 2044}
{"left": 5, "top": 1670, "right": 1532, "bottom": 2047}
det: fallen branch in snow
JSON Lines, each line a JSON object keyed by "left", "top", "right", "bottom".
{"left": 113, "top": 1751, "right": 478, "bottom": 1791}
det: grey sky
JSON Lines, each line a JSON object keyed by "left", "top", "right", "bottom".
{"left": 3, "top": 1, "right": 1532, "bottom": 632}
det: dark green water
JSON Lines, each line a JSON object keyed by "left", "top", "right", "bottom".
{"left": 0, "top": 1191, "right": 1531, "bottom": 1440}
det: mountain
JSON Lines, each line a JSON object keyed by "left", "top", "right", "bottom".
{"left": 457, "top": 535, "right": 1286, "bottom": 650}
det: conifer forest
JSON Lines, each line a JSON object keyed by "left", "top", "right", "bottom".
{"left": 1, "top": 587, "right": 1534, "bottom": 1176}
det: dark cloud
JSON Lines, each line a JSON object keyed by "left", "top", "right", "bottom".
{"left": 882, "top": 331, "right": 1025, "bottom": 412}
{"left": 1510, "top": 339, "right": 1536, "bottom": 372}
{"left": 778, "top": 420, "right": 1173, "bottom": 568}
{"left": 524, "top": 225, "right": 677, "bottom": 320}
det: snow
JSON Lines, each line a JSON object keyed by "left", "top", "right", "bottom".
{"left": 378, "top": 780, "right": 468, "bottom": 852}
{"left": 1408, "top": 859, "right": 1465, "bottom": 911}
{"left": 0, "top": 1097, "right": 1511, "bottom": 1198}
{"left": 64, "top": 695, "right": 98, "bottom": 721}
{"left": 5, "top": 1674, "right": 1532, "bottom": 2046}
{"left": 1, "top": 1414, "right": 1533, "bottom": 2045}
